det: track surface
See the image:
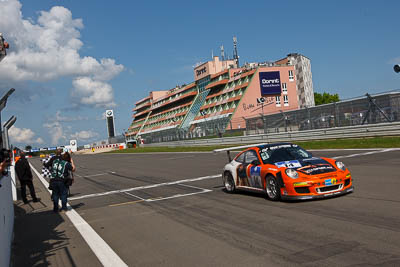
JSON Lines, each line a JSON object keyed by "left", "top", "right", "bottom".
{"left": 30, "top": 149, "right": 400, "bottom": 266}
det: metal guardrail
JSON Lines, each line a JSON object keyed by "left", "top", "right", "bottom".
{"left": 143, "top": 122, "right": 400, "bottom": 147}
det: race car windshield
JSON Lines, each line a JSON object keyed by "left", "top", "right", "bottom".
{"left": 259, "top": 146, "right": 312, "bottom": 164}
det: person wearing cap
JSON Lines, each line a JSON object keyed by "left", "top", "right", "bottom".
{"left": 15, "top": 152, "right": 39, "bottom": 204}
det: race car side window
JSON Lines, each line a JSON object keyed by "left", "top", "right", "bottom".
{"left": 244, "top": 150, "right": 258, "bottom": 164}
{"left": 235, "top": 152, "right": 245, "bottom": 163}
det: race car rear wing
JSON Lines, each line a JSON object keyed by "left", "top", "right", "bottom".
{"left": 213, "top": 143, "right": 269, "bottom": 162}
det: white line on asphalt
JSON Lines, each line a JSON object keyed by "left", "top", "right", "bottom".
{"left": 308, "top": 148, "right": 380, "bottom": 151}
{"left": 159, "top": 155, "right": 196, "bottom": 160}
{"left": 124, "top": 191, "right": 145, "bottom": 200}
{"left": 332, "top": 148, "right": 400, "bottom": 159}
{"left": 146, "top": 188, "right": 212, "bottom": 202}
{"left": 69, "top": 174, "right": 222, "bottom": 201}
{"left": 29, "top": 163, "right": 128, "bottom": 267}
{"left": 75, "top": 172, "right": 109, "bottom": 178}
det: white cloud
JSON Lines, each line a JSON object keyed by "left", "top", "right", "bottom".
{"left": 390, "top": 57, "right": 400, "bottom": 64}
{"left": 50, "top": 110, "right": 88, "bottom": 122}
{"left": 0, "top": 0, "right": 124, "bottom": 107}
{"left": 70, "top": 130, "right": 98, "bottom": 140}
{"left": 96, "top": 111, "right": 107, "bottom": 121}
{"left": 71, "top": 77, "right": 116, "bottom": 108}
{"left": 43, "top": 121, "right": 66, "bottom": 145}
{"left": 9, "top": 126, "right": 44, "bottom": 145}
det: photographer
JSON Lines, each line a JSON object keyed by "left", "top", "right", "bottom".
{"left": 15, "top": 152, "right": 39, "bottom": 204}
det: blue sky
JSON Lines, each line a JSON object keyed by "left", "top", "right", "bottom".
{"left": 1, "top": 0, "right": 399, "bottom": 148}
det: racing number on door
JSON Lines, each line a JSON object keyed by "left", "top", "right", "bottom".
{"left": 245, "top": 150, "right": 263, "bottom": 189}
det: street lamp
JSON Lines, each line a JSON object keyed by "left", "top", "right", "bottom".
{"left": 0, "top": 88, "right": 16, "bottom": 149}
{"left": 394, "top": 65, "right": 400, "bottom": 73}
{"left": 0, "top": 88, "right": 15, "bottom": 112}
{"left": 3, "top": 116, "right": 16, "bottom": 149}
{"left": 200, "top": 110, "right": 207, "bottom": 136}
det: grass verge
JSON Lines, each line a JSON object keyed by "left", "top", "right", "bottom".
{"left": 107, "top": 136, "right": 400, "bottom": 153}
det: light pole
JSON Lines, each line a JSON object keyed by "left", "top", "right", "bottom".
{"left": 200, "top": 110, "right": 207, "bottom": 136}
{"left": 257, "top": 97, "right": 266, "bottom": 133}
{"left": 3, "top": 116, "right": 16, "bottom": 150}
{"left": 0, "top": 88, "right": 16, "bottom": 149}
{"left": 394, "top": 64, "right": 400, "bottom": 73}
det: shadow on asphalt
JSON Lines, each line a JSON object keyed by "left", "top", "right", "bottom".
{"left": 11, "top": 205, "right": 77, "bottom": 267}
{"left": 220, "top": 187, "right": 354, "bottom": 203}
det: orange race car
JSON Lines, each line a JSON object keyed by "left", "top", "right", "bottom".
{"left": 215, "top": 143, "right": 354, "bottom": 201}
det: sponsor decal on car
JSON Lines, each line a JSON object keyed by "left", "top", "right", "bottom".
{"left": 299, "top": 164, "right": 335, "bottom": 174}
{"left": 293, "top": 181, "right": 312, "bottom": 186}
{"left": 324, "top": 178, "right": 337, "bottom": 186}
{"left": 250, "top": 166, "right": 261, "bottom": 177}
{"left": 274, "top": 160, "right": 302, "bottom": 168}
{"left": 261, "top": 144, "right": 297, "bottom": 152}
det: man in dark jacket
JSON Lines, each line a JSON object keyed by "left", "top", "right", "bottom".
{"left": 15, "top": 152, "right": 38, "bottom": 204}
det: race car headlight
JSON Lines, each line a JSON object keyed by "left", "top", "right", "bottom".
{"left": 335, "top": 161, "right": 346, "bottom": 171}
{"left": 285, "top": 168, "right": 299, "bottom": 179}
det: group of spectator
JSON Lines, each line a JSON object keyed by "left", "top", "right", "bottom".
{"left": 14, "top": 149, "right": 76, "bottom": 212}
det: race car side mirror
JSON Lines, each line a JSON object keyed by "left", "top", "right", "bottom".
{"left": 251, "top": 159, "right": 261, "bottom": 166}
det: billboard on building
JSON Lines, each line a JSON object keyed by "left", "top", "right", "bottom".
{"left": 106, "top": 110, "right": 115, "bottom": 138}
{"left": 259, "top": 71, "right": 281, "bottom": 96}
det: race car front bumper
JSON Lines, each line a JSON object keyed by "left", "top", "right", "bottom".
{"left": 281, "top": 186, "right": 354, "bottom": 201}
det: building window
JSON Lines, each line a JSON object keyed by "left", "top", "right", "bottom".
{"left": 289, "top": 70, "right": 294, "bottom": 81}
{"left": 275, "top": 96, "right": 281, "bottom": 107}
{"left": 283, "top": 95, "right": 289, "bottom": 106}
{"left": 282, "top": 83, "right": 287, "bottom": 94}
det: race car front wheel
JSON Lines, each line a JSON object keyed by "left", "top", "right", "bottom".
{"left": 266, "top": 175, "right": 281, "bottom": 201}
{"left": 224, "top": 172, "right": 236, "bottom": 193}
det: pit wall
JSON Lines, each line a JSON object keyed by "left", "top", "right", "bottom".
{"left": 0, "top": 173, "right": 14, "bottom": 267}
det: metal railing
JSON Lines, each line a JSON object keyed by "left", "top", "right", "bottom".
{"left": 139, "top": 91, "right": 400, "bottom": 144}
{"left": 143, "top": 121, "right": 400, "bottom": 147}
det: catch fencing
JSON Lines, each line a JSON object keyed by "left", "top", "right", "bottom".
{"left": 141, "top": 91, "right": 400, "bottom": 144}
{"left": 245, "top": 91, "right": 400, "bottom": 135}
{"left": 143, "top": 121, "right": 400, "bottom": 147}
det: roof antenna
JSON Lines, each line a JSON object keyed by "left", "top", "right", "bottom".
{"left": 220, "top": 45, "right": 225, "bottom": 60}
{"left": 233, "top": 36, "right": 239, "bottom": 67}
{"left": 211, "top": 49, "right": 214, "bottom": 59}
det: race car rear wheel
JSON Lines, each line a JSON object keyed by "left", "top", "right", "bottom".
{"left": 224, "top": 172, "right": 236, "bottom": 193}
{"left": 266, "top": 175, "right": 281, "bottom": 201}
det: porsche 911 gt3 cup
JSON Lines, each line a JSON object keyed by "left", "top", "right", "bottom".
{"left": 215, "top": 143, "right": 354, "bottom": 201}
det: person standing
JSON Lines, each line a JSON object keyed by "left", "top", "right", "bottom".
{"left": 15, "top": 152, "right": 39, "bottom": 204}
{"left": 50, "top": 152, "right": 75, "bottom": 212}
{"left": 44, "top": 149, "right": 63, "bottom": 169}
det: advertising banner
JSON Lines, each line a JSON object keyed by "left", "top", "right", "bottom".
{"left": 259, "top": 71, "right": 281, "bottom": 95}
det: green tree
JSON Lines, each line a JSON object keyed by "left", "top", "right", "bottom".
{"left": 25, "top": 145, "right": 32, "bottom": 151}
{"left": 314, "top": 92, "right": 340, "bottom": 105}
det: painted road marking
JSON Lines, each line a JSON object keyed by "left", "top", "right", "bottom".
{"left": 75, "top": 172, "right": 109, "bottom": 178}
{"left": 30, "top": 163, "right": 128, "bottom": 267}
{"left": 124, "top": 191, "right": 146, "bottom": 200}
{"left": 108, "top": 183, "right": 212, "bottom": 207}
{"left": 332, "top": 148, "right": 400, "bottom": 159}
{"left": 109, "top": 199, "right": 146, "bottom": 207}
{"left": 159, "top": 155, "right": 196, "bottom": 160}
{"left": 146, "top": 186, "right": 212, "bottom": 202}
{"left": 69, "top": 174, "right": 222, "bottom": 201}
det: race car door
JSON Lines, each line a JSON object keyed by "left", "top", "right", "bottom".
{"left": 243, "top": 150, "right": 263, "bottom": 189}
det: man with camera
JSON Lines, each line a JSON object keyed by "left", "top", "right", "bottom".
{"left": 15, "top": 152, "right": 39, "bottom": 204}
